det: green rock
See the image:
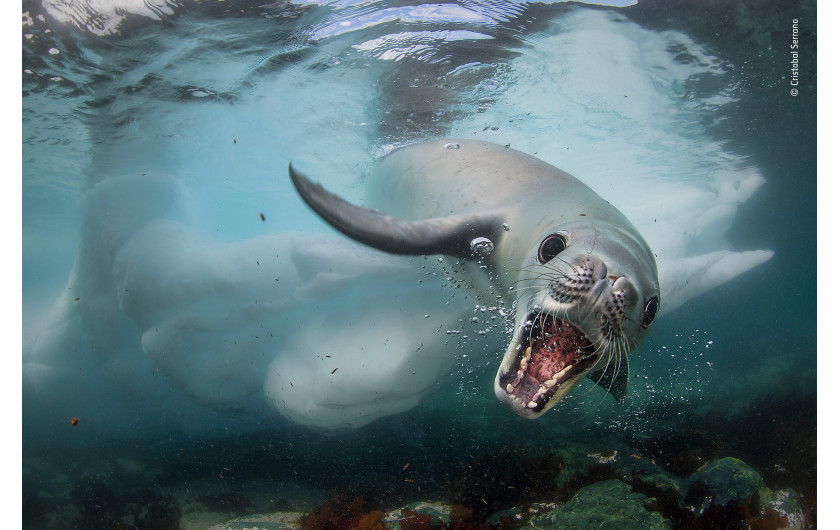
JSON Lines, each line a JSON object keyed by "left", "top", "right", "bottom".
{"left": 687, "top": 457, "right": 765, "bottom": 505}
{"left": 525, "top": 479, "right": 671, "bottom": 529}
{"left": 551, "top": 441, "right": 607, "bottom": 485}
{"left": 553, "top": 440, "right": 686, "bottom": 508}
{"left": 611, "top": 444, "right": 686, "bottom": 496}
{"left": 486, "top": 506, "right": 522, "bottom": 527}
{"left": 207, "top": 511, "right": 302, "bottom": 530}
{"left": 766, "top": 488, "right": 806, "bottom": 530}
{"left": 383, "top": 501, "right": 451, "bottom": 529}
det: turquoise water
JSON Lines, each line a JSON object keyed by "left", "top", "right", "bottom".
{"left": 23, "top": 0, "right": 816, "bottom": 527}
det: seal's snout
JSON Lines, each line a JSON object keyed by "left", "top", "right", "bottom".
{"left": 546, "top": 255, "right": 610, "bottom": 306}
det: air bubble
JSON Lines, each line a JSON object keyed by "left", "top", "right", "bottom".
{"left": 444, "top": 142, "right": 460, "bottom": 150}
{"left": 470, "top": 237, "right": 494, "bottom": 256}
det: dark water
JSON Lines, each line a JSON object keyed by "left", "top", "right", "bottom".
{"left": 22, "top": 0, "right": 816, "bottom": 528}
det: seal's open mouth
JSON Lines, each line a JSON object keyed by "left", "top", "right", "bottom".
{"left": 498, "top": 312, "right": 598, "bottom": 413}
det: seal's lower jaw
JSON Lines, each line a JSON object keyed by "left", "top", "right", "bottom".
{"left": 494, "top": 312, "right": 598, "bottom": 419}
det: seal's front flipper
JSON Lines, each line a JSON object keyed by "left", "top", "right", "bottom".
{"left": 587, "top": 354, "right": 629, "bottom": 402}
{"left": 289, "top": 164, "right": 503, "bottom": 259}
{"left": 657, "top": 250, "right": 773, "bottom": 317}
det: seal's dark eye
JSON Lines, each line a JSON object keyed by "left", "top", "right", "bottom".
{"left": 537, "top": 234, "right": 567, "bottom": 264}
{"left": 641, "top": 297, "right": 659, "bottom": 329}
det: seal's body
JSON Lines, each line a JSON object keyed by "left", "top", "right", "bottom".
{"left": 290, "top": 139, "right": 660, "bottom": 418}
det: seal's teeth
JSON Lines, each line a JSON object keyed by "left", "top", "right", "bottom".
{"left": 516, "top": 369, "right": 524, "bottom": 380}
{"left": 527, "top": 400, "right": 538, "bottom": 409}
{"left": 506, "top": 383, "right": 514, "bottom": 394}
{"left": 554, "top": 364, "right": 572, "bottom": 380}
{"left": 519, "top": 346, "right": 532, "bottom": 371}
{"left": 541, "top": 365, "right": 572, "bottom": 391}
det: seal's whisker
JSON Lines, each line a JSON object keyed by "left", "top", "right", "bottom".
{"left": 508, "top": 271, "right": 570, "bottom": 292}
{"left": 508, "top": 269, "right": 558, "bottom": 302}
{"left": 583, "top": 328, "right": 626, "bottom": 398}
{"left": 608, "top": 336, "right": 626, "bottom": 389}
{"left": 570, "top": 348, "right": 621, "bottom": 424}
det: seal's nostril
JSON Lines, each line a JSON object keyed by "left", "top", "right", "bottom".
{"left": 611, "top": 277, "right": 631, "bottom": 296}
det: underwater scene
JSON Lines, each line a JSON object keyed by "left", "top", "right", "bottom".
{"left": 22, "top": 0, "right": 817, "bottom": 528}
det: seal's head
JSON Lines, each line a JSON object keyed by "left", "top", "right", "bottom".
{"left": 495, "top": 221, "right": 659, "bottom": 418}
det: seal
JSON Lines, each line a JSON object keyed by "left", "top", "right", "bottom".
{"left": 289, "top": 139, "right": 660, "bottom": 418}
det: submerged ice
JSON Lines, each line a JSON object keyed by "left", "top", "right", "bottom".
{"left": 25, "top": 171, "right": 492, "bottom": 434}
{"left": 23, "top": 7, "right": 772, "bottom": 439}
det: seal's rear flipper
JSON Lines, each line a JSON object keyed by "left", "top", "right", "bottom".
{"left": 657, "top": 250, "right": 773, "bottom": 317}
{"left": 289, "top": 164, "right": 503, "bottom": 259}
{"left": 587, "top": 355, "right": 629, "bottom": 402}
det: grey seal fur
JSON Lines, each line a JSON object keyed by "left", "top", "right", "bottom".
{"left": 289, "top": 139, "right": 660, "bottom": 418}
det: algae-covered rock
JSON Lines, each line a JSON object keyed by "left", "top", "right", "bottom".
{"left": 552, "top": 441, "right": 609, "bottom": 485}
{"left": 181, "top": 511, "right": 232, "bottom": 530}
{"left": 612, "top": 444, "right": 687, "bottom": 495}
{"left": 525, "top": 479, "right": 671, "bottom": 529}
{"left": 207, "top": 511, "right": 302, "bottom": 530}
{"left": 688, "top": 457, "right": 765, "bottom": 505}
{"left": 208, "top": 502, "right": 455, "bottom": 530}
{"left": 486, "top": 506, "right": 524, "bottom": 527}
{"left": 553, "top": 440, "right": 687, "bottom": 507}
{"left": 383, "top": 501, "right": 451, "bottom": 529}
{"left": 767, "top": 488, "right": 806, "bottom": 530}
